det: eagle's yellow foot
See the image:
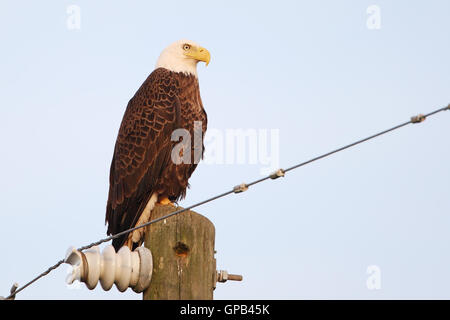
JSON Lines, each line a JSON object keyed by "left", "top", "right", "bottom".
{"left": 158, "top": 196, "right": 175, "bottom": 206}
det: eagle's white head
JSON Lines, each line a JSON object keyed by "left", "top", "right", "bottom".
{"left": 155, "top": 39, "right": 211, "bottom": 77}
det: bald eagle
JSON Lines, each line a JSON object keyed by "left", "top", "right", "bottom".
{"left": 105, "top": 40, "right": 210, "bottom": 251}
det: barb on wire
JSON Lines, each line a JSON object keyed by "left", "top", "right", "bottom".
{"left": 3, "top": 104, "right": 449, "bottom": 300}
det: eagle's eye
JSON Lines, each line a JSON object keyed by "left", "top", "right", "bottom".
{"left": 183, "top": 44, "right": 191, "bottom": 51}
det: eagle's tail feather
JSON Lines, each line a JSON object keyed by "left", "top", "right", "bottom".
{"left": 129, "top": 192, "right": 158, "bottom": 247}
{"left": 111, "top": 192, "right": 159, "bottom": 252}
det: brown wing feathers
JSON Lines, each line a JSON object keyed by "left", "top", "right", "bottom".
{"left": 106, "top": 68, "right": 181, "bottom": 250}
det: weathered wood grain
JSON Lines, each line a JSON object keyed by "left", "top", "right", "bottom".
{"left": 143, "top": 204, "right": 216, "bottom": 300}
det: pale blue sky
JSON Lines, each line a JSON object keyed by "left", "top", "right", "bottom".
{"left": 0, "top": 0, "right": 449, "bottom": 299}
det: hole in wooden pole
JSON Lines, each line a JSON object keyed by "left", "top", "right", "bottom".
{"left": 173, "top": 241, "right": 190, "bottom": 258}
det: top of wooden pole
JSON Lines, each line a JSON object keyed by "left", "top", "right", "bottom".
{"left": 143, "top": 204, "right": 216, "bottom": 300}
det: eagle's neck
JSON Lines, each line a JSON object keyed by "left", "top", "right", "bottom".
{"left": 155, "top": 56, "right": 198, "bottom": 78}
{"left": 171, "top": 70, "right": 203, "bottom": 114}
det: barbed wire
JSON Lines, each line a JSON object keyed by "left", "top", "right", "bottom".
{"left": 2, "top": 103, "right": 449, "bottom": 300}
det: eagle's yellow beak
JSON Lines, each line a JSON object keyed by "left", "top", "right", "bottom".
{"left": 185, "top": 46, "right": 211, "bottom": 66}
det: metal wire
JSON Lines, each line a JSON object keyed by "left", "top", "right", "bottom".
{"left": 4, "top": 103, "right": 449, "bottom": 300}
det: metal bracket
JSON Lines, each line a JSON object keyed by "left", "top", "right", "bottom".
{"left": 0, "top": 283, "right": 18, "bottom": 300}
{"left": 233, "top": 183, "right": 249, "bottom": 193}
{"left": 270, "top": 169, "right": 285, "bottom": 179}
{"left": 411, "top": 114, "right": 426, "bottom": 123}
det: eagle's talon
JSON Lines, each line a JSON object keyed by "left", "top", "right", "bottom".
{"left": 158, "top": 196, "right": 175, "bottom": 206}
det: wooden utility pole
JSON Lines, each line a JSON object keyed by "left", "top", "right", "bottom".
{"left": 143, "top": 204, "right": 217, "bottom": 300}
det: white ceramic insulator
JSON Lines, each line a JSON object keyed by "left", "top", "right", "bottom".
{"left": 64, "top": 245, "right": 153, "bottom": 293}
{"left": 100, "top": 245, "right": 116, "bottom": 291}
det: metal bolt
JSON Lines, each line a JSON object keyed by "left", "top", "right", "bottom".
{"left": 216, "top": 270, "right": 243, "bottom": 283}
